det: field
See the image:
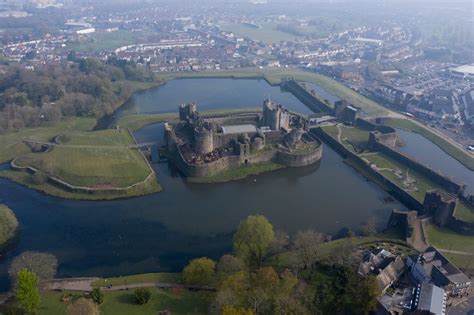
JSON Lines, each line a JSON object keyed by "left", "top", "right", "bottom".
{"left": 221, "top": 22, "right": 301, "bottom": 44}
{"left": 1, "top": 128, "right": 160, "bottom": 200}
{"left": 383, "top": 118, "right": 474, "bottom": 171}
{"left": 63, "top": 30, "right": 151, "bottom": 53}
{"left": 364, "top": 152, "right": 443, "bottom": 202}
{"left": 454, "top": 202, "right": 474, "bottom": 223}
{"left": 14, "top": 129, "right": 151, "bottom": 188}
{"left": 156, "top": 68, "right": 389, "bottom": 116}
{"left": 0, "top": 118, "right": 96, "bottom": 164}
{"left": 322, "top": 125, "right": 370, "bottom": 152}
{"left": 425, "top": 224, "right": 474, "bottom": 269}
{"left": 39, "top": 288, "right": 213, "bottom": 315}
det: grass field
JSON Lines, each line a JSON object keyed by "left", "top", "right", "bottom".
{"left": 425, "top": 224, "right": 474, "bottom": 269}
{"left": 322, "top": 125, "right": 370, "bottom": 152}
{"left": 454, "top": 202, "right": 474, "bottom": 223}
{"left": 39, "top": 288, "right": 213, "bottom": 315}
{"left": 64, "top": 30, "right": 150, "bottom": 53}
{"left": 221, "top": 22, "right": 301, "bottom": 44}
{"left": 383, "top": 118, "right": 474, "bottom": 171}
{"left": 0, "top": 118, "right": 96, "bottom": 164}
{"left": 14, "top": 129, "right": 151, "bottom": 188}
{"left": 365, "top": 152, "right": 443, "bottom": 202}
{"left": 187, "top": 162, "right": 284, "bottom": 184}
{"left": 93, "top": 273, "right": 182, "bottom": 288}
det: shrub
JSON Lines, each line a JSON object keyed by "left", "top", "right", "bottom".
{"left": 134, "top": 287, "right": 152, "bottom": 305}
{"left": 90, "top": 288, "right": 104, "bottom": 305}
{"left": 183, "top": 257, "right": 216, "bottom": 286}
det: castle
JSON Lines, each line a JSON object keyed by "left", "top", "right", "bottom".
{"left": 164, "top": 99, "right": 323, "bottom": 178}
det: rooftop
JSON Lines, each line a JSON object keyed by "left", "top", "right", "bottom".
{"left": 221, "top": 124, "right": 257, "bottom": 135}
{"left": 413, "top": 283, "right": 446, "bottom": 315}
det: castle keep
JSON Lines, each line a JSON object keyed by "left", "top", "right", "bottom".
{"left": 164, "top": 100, "right": 323, "bottom": 178}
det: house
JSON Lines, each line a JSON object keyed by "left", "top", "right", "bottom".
{"left": 411, "top": 283, "right": 447, "bottom": 315}
{"left": 359, "top": 248, "right": 405, "bottom": 292}
{"left": 406, "top": 247, "right": 471, "bottom": 297}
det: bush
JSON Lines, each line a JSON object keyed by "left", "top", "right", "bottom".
{"left": 9, "top": 251, "right": 58, "bottom": 286}
{"left": 134, "top": 288, "right": 152, "bottom": 305}
{"left": 183, "top": 257, "right": 216, "bottom": 286}
{"left": 67, "top": 298, "right": 99, "bottom": 315}
{"left": 90, "top": 288, "right": 104, "bottom": 305}
{"left": 32, "top": 171, "right": 48, "bottom": 184}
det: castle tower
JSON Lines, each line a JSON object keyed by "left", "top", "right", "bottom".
{"left": 179, "top": 102, "right": 197, "bottom": 121}
{"left": 194, "top": 126, "right": 214, "bottom": 154}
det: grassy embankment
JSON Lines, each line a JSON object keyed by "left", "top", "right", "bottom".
{"left": 0, "top": 204, "right": 18, "bottom": 247}
{"left": 383, "top": 118, "right": 474, "bottom": 171}
{"left": 39, "top": 288, "right": 212, "bottom": 315}
{"left": 0, "top": 128, "right": 160, "bottom": 200}
{"left": 425, "top": 224, "right": 474, "bottom": 269}
{"left": 155, "top": 68, "right": 389, "bottom": 116}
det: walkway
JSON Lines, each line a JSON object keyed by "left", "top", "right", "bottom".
{"left": 22, "top": 139, "right": 157, "bottom": 150}
{"left": 42, "top": 278, "right": 215, "bottom": 292}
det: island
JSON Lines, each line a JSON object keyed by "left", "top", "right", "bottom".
{"left": 163, "top": 99, "right": 323, "bottom": 182}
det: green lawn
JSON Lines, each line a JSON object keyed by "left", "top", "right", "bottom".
{"left": 221, "top": 22, "right": 301, "bottom": 44}
{"left": 0, "top": 118, "right": 96, "bottom": 164}
{"left": 39, "top": 288, "right": 213, "bottom": 315}
{"left": 93, "top": 273, "right": 182, "bottom": 288}
{"left": 426, "top": 224, "right": 474, "bottom": 253}
{"left": 322, "top": 125, "right": 370, "bottom": 152}
{"left": 63, "top": 31, "right": 150, "bottom": 53}
{"left": 365, "top": 152, "right": 444, "bottom": 202}
{"left": 454, "top": 202, "right": 474, "bottom": 223}
{"left": 2, "top": 128, "right": 160, "bottom": 200}
{"left": 383, "top": 118, "right": 474, "bottom": 171}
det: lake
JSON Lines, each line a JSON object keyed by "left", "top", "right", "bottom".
{"left": 0, "top": 79, "right": 406, "bottom": 290}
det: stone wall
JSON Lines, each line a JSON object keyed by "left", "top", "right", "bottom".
{"left": 281, "top": 80, "right": 333, "bottom": 113}
{"left": 312, "top": 127, "right": 424, "bottom": 210}
{"left": 276, "top": 143, "right": 323, "bottom": 167}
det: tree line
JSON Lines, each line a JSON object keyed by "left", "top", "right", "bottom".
{"left": 0, "top": 57, "right": 159, "bottom": 133}
{"left": 182, "top": 214, "right": 379, "bottom": 315}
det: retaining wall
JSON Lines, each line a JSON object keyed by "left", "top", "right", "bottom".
{"left": 281, "top": 80, "right": 333, "bottom": 113}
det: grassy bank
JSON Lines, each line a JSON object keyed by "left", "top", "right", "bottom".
{"left": 383, "top": 118, "right": 474, "bottom": 171}
{"left": 93, "top": 273, "right": 182, "bottom": 288}
{"left": 39, "top": 288, "right": 212, "bottom": 315}
{"left": 0, "top": 118, "right": 96, "bottom": 164}
{"left": 0, "top": 204, "right": 18, "bottom": 247}
{"left": 187, "top": 162, "right": 284, "bottom": 184}
{"left": 1, "top": 128, "right": 161, "bottom": 200}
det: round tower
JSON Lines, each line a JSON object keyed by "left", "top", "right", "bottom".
{"left": 194, "top": 127, "right": 214, "bottom": 154}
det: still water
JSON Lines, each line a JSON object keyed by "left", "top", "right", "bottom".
{"left": 396, "top": 128, "right": 474, "bottom": 195}
{"left": 0, "top": 78, "right": 404, "bottom": 290}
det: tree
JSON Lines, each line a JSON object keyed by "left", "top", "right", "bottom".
{"left": 15, "top": 268, "right": 41, "bottom": 314}
{"left": 217, "top": 255, "right": 244, "bottom": 275}
{"left": 233, "top": 215, "right": 275, "bottom": 268}
{"left": 183, "top": 257, "right": 216, "bottom": 286}
{"left": 134, "top": 288, "right": 152, "bottom": 305}
{"left": 293, "top": 230, "right": 326, "bottom": 270}
{"left": 90, "top": 288, "right": 104, "bottom": 305}
{"left": 9, "top": 251, "right": 58, "bottom": 286}
{"left": 360, "top": 217, "right": 377, "bottom": 236}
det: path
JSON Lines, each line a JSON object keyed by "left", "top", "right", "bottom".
{"left": 42, "top": 278, "right": 215, "bottom": 292}
{"left": 409, "top": 219, "right": 429, "bottom": 252}
{"left": 22, "top": 139, "right": 156, "bottom": 150}
{"left": 437, "top": 249, "right": 474, "bottom": 256}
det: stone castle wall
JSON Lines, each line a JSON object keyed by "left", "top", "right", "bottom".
{"left": 281, "top": 80, "right": 333, "bottom": 113}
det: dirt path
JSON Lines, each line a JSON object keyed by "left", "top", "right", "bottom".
{"left": 42, "top": 278, "right": 99, "bottom": 292}
{"left": 410, "top": 219, "right": 429, "bottom": 252}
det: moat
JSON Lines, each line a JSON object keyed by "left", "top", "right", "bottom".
{"left": 0, "top": 77, "right": 471, "bottom": 291}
